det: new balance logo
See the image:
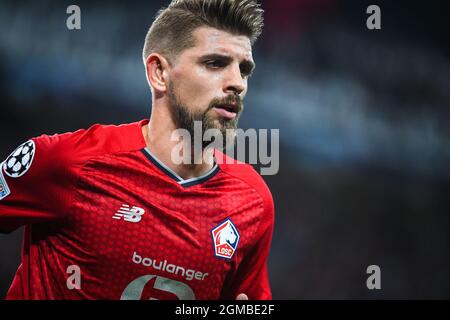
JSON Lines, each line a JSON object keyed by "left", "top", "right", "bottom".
{"left": 113, "top": 204, "right": 145, "bottom": 223}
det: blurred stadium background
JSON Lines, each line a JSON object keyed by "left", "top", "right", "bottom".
{"left": 1, "top": 0, "right": 449, "bottom": 299}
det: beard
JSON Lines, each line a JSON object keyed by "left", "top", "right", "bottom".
{"left": 167, "top": 82, "right": 243, "bottom": 150}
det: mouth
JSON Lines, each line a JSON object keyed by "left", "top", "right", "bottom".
{"left": 213, "top": 104, "right": 238, "bottom": 120}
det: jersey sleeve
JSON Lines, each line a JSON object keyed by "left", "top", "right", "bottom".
{"left": 221, "top": 196, "right": 275, "bottom": 300}
{"left": 0, "top": 134, "right": 73, "bottom": 233}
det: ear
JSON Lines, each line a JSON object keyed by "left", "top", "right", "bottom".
{"left": 145, "top": 53, "right": 170, "bottom": 94}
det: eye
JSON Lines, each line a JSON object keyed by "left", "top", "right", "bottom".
{"left": 240, "top": 70, "right": 251, "bottom": 78}
{"left": 204, "top": 60, "right": 225, "bottom": 69}
{"left": 240, "top": 64, "right": 253, "bottom": 78}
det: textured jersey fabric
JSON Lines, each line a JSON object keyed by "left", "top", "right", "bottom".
{"left": 0, "top": 119, "right": 274, "bottom": 300}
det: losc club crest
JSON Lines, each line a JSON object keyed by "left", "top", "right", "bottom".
{"left": 211, "top": 218, "right": 240, "bottom": 259}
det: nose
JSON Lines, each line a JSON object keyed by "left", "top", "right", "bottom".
{"left": 223, "top": 63, "right": 246, "bottom": 96}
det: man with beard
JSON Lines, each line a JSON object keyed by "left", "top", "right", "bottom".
{"left": 0, "top": 0, "right": 274, "bottom": 300}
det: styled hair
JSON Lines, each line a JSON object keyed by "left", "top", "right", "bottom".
{"left": 142, "top": 0, "right": 264, "bottom": 65}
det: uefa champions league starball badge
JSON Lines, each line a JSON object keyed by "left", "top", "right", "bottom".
{"left": 3, "top": 140, "right": 36, "bottom": 178}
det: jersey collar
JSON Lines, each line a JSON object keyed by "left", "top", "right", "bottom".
{"left": 141, "top": 147, "right": 219, "bottom": 188}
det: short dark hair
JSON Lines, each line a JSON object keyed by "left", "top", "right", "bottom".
{"left": 142, "top": 0, "right": 264, "bottom": 64}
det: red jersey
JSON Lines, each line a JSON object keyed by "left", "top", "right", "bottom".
{"left": 0, "top": 120, "right": 274, "bottom": 300}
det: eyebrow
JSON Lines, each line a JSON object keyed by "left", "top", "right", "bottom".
{"left": 198, "top": 53, "right": 256, "bottom": 75}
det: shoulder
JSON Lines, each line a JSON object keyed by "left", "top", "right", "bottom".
{"left": 215, "top": 149, "right": 274, "bottom": 219}
{"left": 31, "top": 120, "right": 147, "bottom": 166}
{"left": 2, "top": 120, "right": 147, "bottom": 181}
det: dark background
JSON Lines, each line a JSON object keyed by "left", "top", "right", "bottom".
{"left": 1, "top": 0, "right": 449, "bottom": 299}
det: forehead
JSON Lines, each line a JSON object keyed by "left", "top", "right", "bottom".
{"left": 186, "top": 26, "right": 253, "bottom": 61}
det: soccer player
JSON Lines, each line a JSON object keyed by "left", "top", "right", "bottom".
{"left": 0, "top": 0, "right": 274, "bottom": 300}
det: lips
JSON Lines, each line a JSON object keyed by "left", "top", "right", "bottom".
{"left": 213, "top": 105, "right": 238, "bottom": 120}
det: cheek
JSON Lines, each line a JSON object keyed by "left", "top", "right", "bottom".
{"left": 173, "top": 67, "right": 221, "bottom": 109}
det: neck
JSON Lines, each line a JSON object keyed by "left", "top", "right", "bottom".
{"left": 142, "top": 105, "right": 215, "bottom": 180}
